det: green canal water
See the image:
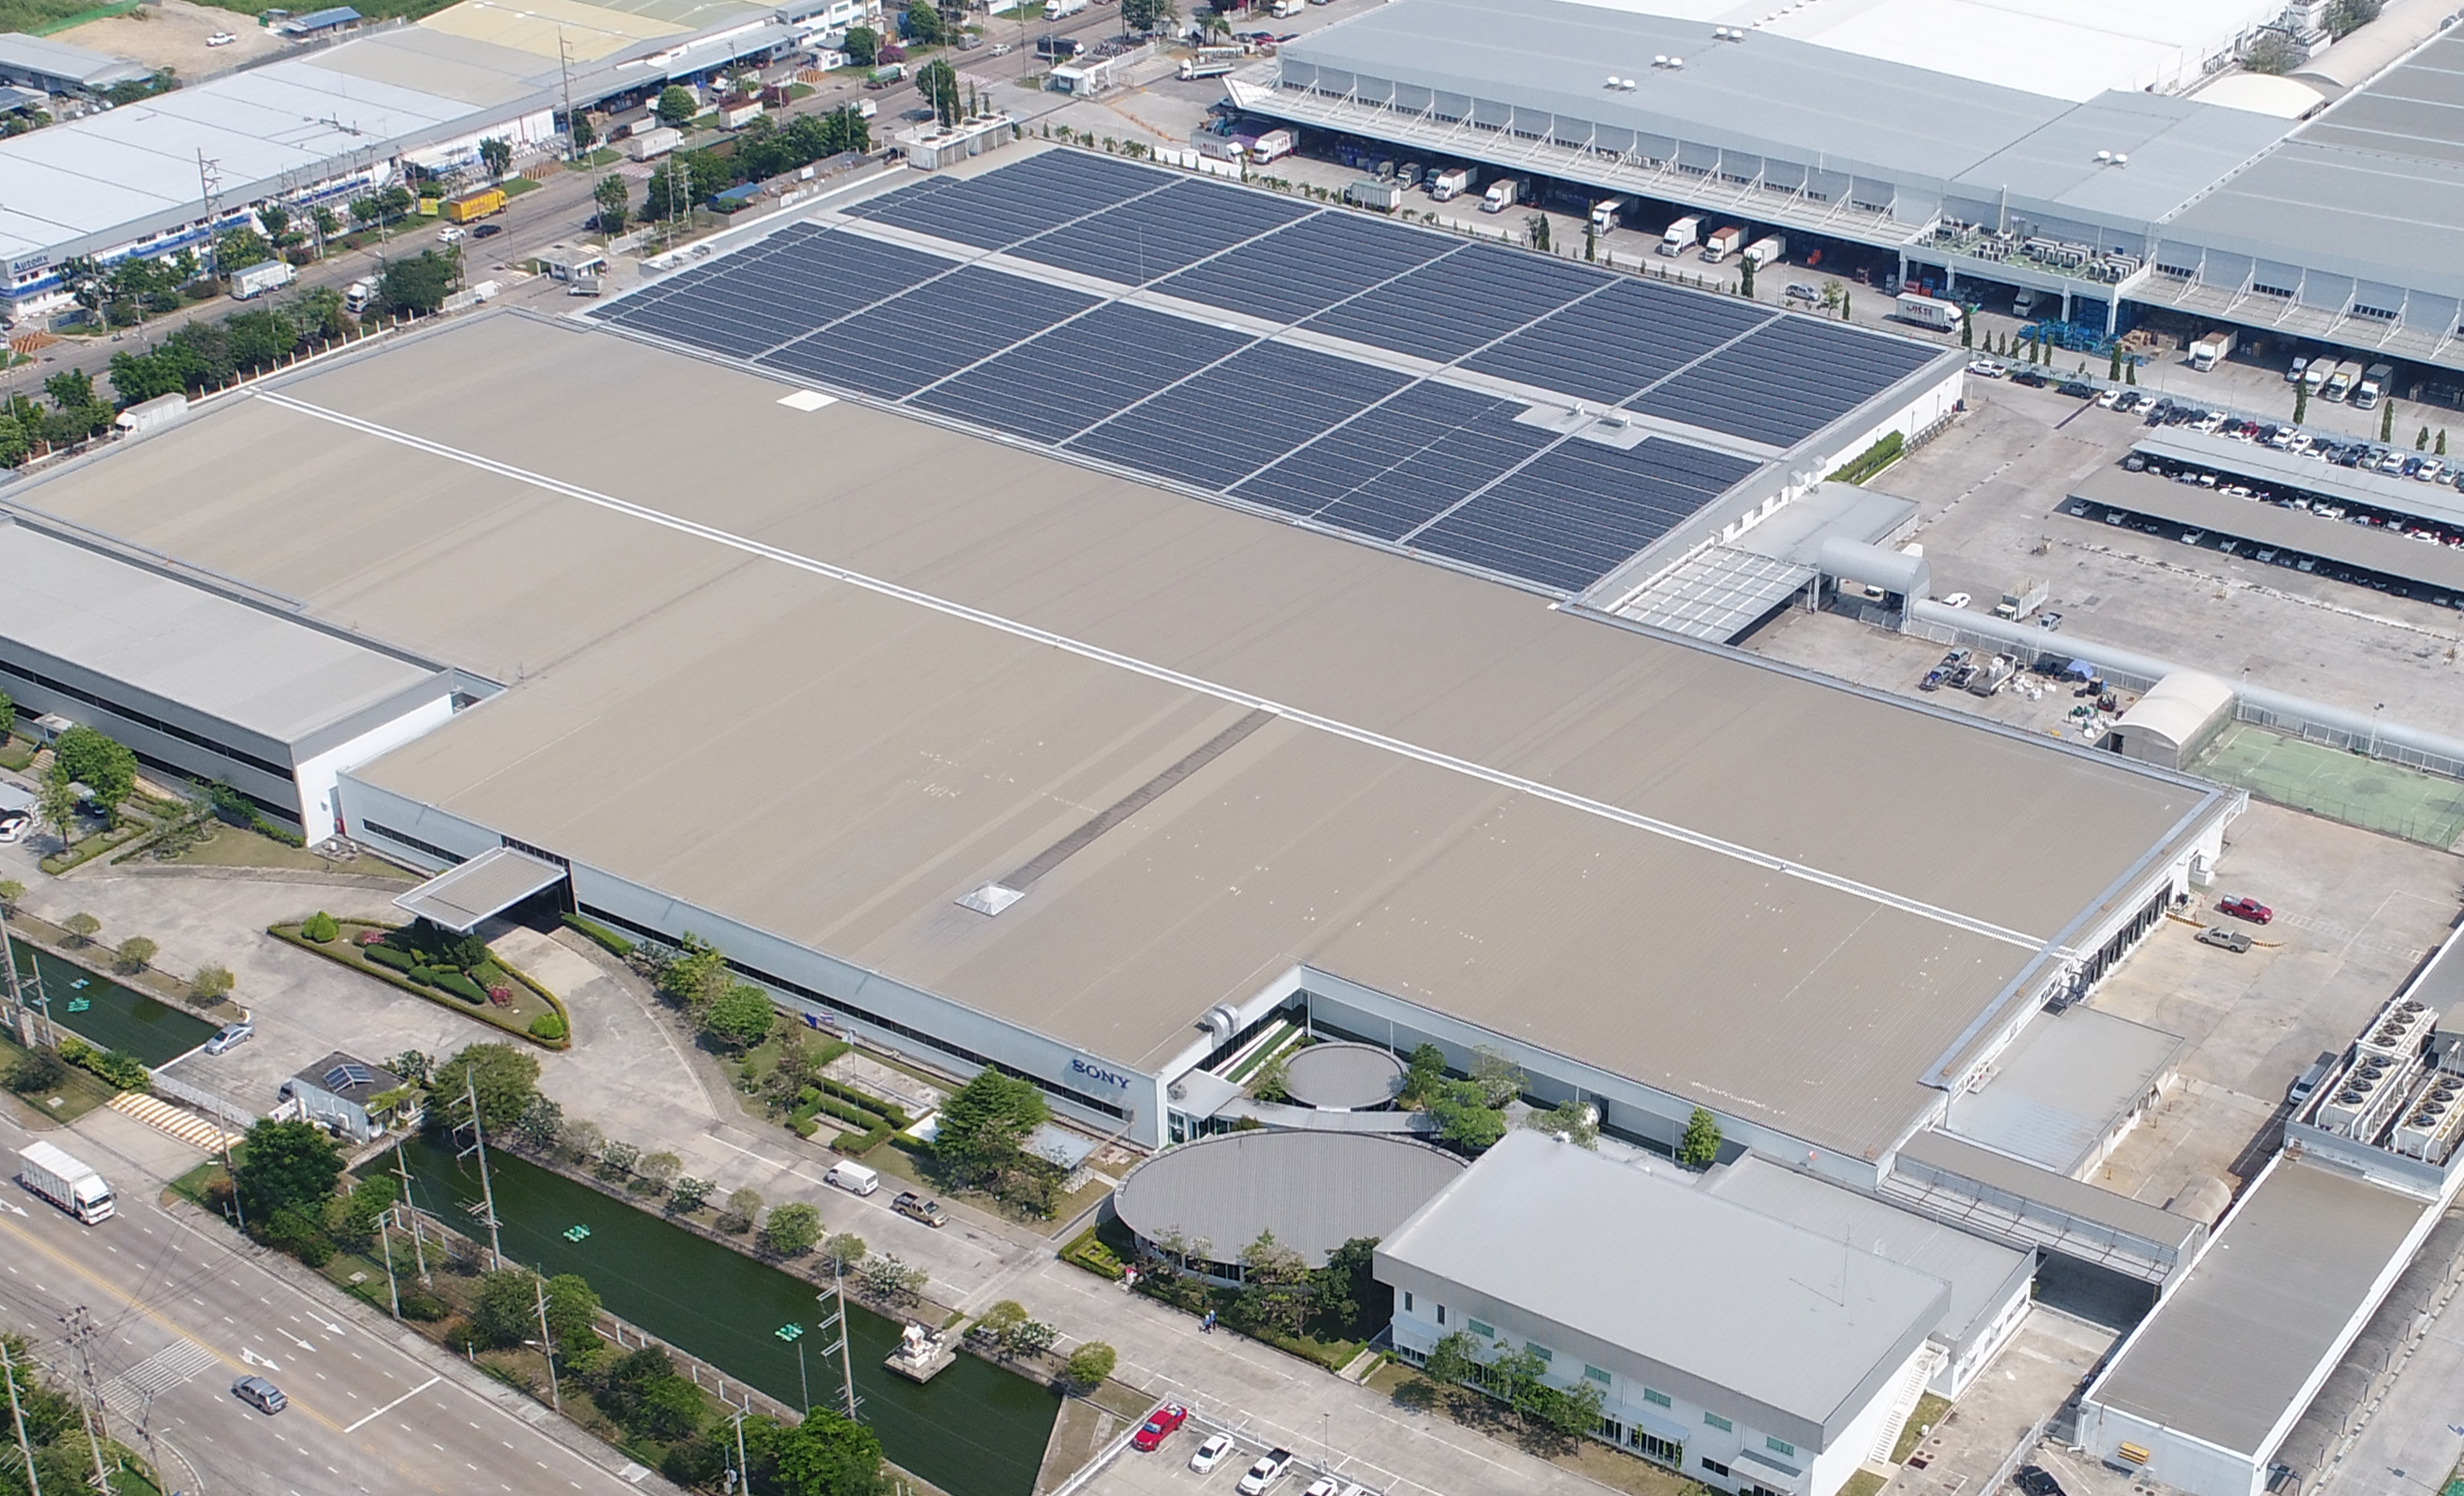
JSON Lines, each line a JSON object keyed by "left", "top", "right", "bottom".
{"left": 400, "top": 1137, "right": 1059, "bottom": 1496}
{"left": 9, "top": 937, "right": 218, "bottom": 1066}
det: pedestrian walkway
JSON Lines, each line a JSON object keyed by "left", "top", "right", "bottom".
{"left": 109, "top": 1090, "right": 245, "bottom": 1153}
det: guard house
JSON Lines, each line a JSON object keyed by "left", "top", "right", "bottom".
{"left": 281, "top": 1052, "right": 416, "bottom": 1142}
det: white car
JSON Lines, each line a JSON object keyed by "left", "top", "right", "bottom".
{"left": 1190, "top": 1434, "right": 1235, "bottom": 1473}
{"left": 2096, "top": 386, "right": 2123, "bottom": 408}
{"left": 205, "top": 29, "right": 235, "bottom": 44}
{"left": 1238, "top": 1450, "right": 1294, "bottom": 1494}
{"left": 1940, "top": 591, "right": 1970, "bottom": 608}
{"left": 438, "top": 224, "right": 465, "bottom": 243}
{"left": 1966, "top": 358, "right": 2005, "bottom": 378}
{"left": 0, "top": 810, "right": 28, "bottom": 843}
{"left": 1301, "top": 1480, "right": 1341, "bottom": 1496}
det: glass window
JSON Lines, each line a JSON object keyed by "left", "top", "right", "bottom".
{"left": 1767, "top": 1436, "right": 1795, "bottom": 1457}
{"left": 1701, "top": 1457, "right": 1730, "bottom": 1477}
{"left": 1632, "top": 1430, "right": 1682, "bottom": 1468}
{"left": 1703, "top": 1412, "right": 1732, "bottom": 1433}
{"left": 1402, "top": 1291, "right": 1413, "bottom": 1314}
{"left": 1584, "top": 1365, "right": 1611, "bottom": 1386}
{"left": 1435, "top": 1305, "right": 1445, "bottom": 1326}
{"left": 1643, "top": 1388, "right": 1672, "bottom": 1408}
{"left": 1525, "top": 1343, "right": 1552, "bottom": 1362}
{"left": 1467, "top": 1319, "right": 1494, "bottom": 1339}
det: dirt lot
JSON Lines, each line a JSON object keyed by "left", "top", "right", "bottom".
{"left": 59, "top": 0, "right": 281, "bottom": 81}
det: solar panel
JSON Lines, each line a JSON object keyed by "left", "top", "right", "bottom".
{"left": 1008, "top": 177, "right": 1314, "bottom": 287}
{"left": 910, "top": 302, "right": 1255, "bottom": 442}
{"left": 1153, "top": 211, "right": 1455, "bottom": 323}
{"left": 324, "top": 1062, "right": 376, "bottom": 1090}
{"left": 1303, "top": 243, "right": 1614, "bottom": 364}
{"left": 844, "top": 149, "right": 1174, "bottom": 250}
{"left": 1407, "top": 437, "right": 1762, "bottom": 592}
{"left": 757, "top": 266, "right": 1099, "bottom": 399}
{"left": 1068, "top": 339, "right": 1412, "bottom": 490}
{"left": 1632, "top": 316, "right": 1942, "bottom": 446}
{"left": 1463, "top": 278, "right": 1776, "bottom": 407}
{"left": 595, "top": 230, "right": 951, "bottom": 359}
{"left": 1233, "top": 383, "right": 1553, "bottom": 540}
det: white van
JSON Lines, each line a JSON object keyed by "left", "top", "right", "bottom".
{"left": 826, "top": 1161, "right": 880, "bottom": 1196}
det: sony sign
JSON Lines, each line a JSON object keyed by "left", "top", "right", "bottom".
{"left": 1070, "top": 1057, "right": 1134, "bottom": 1089}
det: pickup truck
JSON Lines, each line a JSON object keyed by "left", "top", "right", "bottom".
{"left": 892, "top": 1191, "right": 947, "bottom": 1227}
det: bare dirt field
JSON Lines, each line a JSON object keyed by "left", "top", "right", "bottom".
{"left": 60, "top": 0, "right": 282, "bottom": 82}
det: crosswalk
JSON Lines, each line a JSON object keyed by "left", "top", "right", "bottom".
{"left": 108, "top": 1091, "right": 246, "bottom": 1153}
{"left": 98, "top": 1337, "right": 219, "bottom": 1417}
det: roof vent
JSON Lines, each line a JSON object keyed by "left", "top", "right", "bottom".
{"left": 1620, "top": 76, "right": 1638, "bottom": 89}
{"left": 1666, "top": 56, "right": 1684, "bottom": 68}
{"left": 1605, "top": 74, "right": 1620, "bottom": 86}
{"left": 1653, "top": 53, "right": 1668, "bottom": 64}
{"left": 2094, "top": 150, "right": 2112, "bottom": 163}
{"left": 2112, "top": 153, "right": 2128, "bottom": 166}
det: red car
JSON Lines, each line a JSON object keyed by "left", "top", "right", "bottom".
{"left": 2218, "top": 895, "right": 2273, "bottom": 924}
{"left": 1131, "top": 1404, "right": 1189, "bottom": 1451}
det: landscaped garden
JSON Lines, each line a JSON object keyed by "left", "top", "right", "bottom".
{"left": 270, "top": 914, "right": 570, "bottom": 1047}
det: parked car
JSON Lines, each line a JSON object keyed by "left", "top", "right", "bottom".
{"left": 1301, "top": 1480, "right": 1342, "bottom": 1496}
{"left": 2056, "top": 380, "right": 2096, "bottom": 399}
{"left": 2014, "top": 1466, "right": 2067, "bottom": 1496}
{"left": 1131, "top": 1404, "right": 1188, "bottom": 1451}
{"left": 206, "top": 29, "right": 235, "bottom": 44}
{"left": 891, "top": 1190, "right": 947, "bottom": 1228}
{"left": 1190, "top": 1434, "right": 1235, "bottom": 1472}
{"left": 1940, "top": 591, "right": 1971, "bottom": 608}
{"left": 232, "top": 1375, "right": 287, "bottom": 1414}
{"left": 204, "top": 1021, "right": 255, "bottom": 1055}
{"left": 2011, "top": 370, "right": 2047, "bottom": 388}
{"left": 438, "top": 224, "right": 465, "bottom": 243}
{"left": 2218, "top": 894, "right": 2274, "bottom": 924}
{"left": 2288, "top": 1051, "right": 2337, "bottom": 1107}
{"left": 1238, "top": 1449, "right": 1294, "bottom": 1493}
{"left": 1967, "top": 358, "right": 2005, "bottom": 378}
{"left": 2194, "top": 926, "right": 2253, "bottom": 953}
{"left": 0, "top": 810, "right": 28, "bottom": 843}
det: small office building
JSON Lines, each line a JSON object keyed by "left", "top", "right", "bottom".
{"left": 1378, "top": 1132, "right": 1975, "bottom": 1496}
{"left": 0, "top": 519, "right": 464, "bottom": 841}
{"left": 281, "top": 1052, "right": 418, "bottom": 1142}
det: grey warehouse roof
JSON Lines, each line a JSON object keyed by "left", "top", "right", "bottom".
{"left": 1382, "top": 1131, "right": 1947, "bottom": 1438}
{"left": 0, "top": 519, "right": 444, "bottom": 746}
{"left": 1113, "top": 1130, "right": 1465, "bottom": 1267}
{"left": 0, "top": 33, "right": 152, "bottom": 88}
{"left": 1943, "top": 1006, "right": 2182, "bottom": 1173}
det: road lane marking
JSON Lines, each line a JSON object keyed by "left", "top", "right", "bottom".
{"left": 344, "top": 1375, "right": 442, "bottom": 1434}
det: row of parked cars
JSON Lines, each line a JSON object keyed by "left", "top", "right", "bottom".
{"left": 1133, "top": 1404, "right": 1374, "bottom": 1494}
{"left": 2119, "top": 452, "right": 2464, "bottom": 560}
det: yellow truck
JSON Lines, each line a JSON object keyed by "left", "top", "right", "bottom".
{"left": 441, "top": 187, "right": 507, "bottom": 224}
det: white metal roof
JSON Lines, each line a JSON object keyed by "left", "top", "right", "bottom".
{"left": 393, "top": 845, "right": 566, "bottom": 929}
{"left": 0, "top": 32, "right": 153, "bottom": 88}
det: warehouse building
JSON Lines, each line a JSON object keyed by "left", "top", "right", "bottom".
{"left": 0, "top": 517, "right": 463, "bottom": 840}
{"left": 0, "top": 33, "right": 151, "bottom": 96}
{"left": 1233, "top": 0, "right": 2464, "bottom": 379}
{"left": 0, "top": 304, "right": 2238, "bottom": 1204}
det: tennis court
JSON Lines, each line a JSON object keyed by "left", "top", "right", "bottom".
{"left": 2194, "top": 723, "right": 2464, "bottom": 850}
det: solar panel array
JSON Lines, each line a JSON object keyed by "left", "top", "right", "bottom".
{"left": 591, "top": 151, "right": 1949, "bottom": 594}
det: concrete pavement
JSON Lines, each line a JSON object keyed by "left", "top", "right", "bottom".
{"left": 0, "top": 1103, "right": 665, "bottom": 1496}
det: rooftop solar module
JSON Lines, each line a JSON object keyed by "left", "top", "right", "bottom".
{"left": 1067, "top": 338, "right": 1413, "bottom": 490}
{"left": 1154, "top": 210, "right": 1455, "bottom": 323}
{"left": 1409, "top": 436, "right": 1763, "bottom": 592}
{"left": 1303, "top": 243, "right": 1616, "bottom": 365}
{"left": 1632, "top": 317, "right": 1944, "bottom": 447}
{"left": 1465, "top": 277, "right": 1776, "bottom": 408}
{"left": 846, "top": 148, "right": 1173, "bottom": 250}
{"left": 1009, "top": 176, "right": 1315, "bottom": 286}
{"left": 756, "top": 265, "right": 1099, "bottom": 399}
{"left": 1233, "top": 382, "right": 1554, "bottom": 540}
{"left": 911, "top": 303, "right": 1257, "bottom": 443}
{"left": 598, "top": 229, "right": 951, "bottom": 359}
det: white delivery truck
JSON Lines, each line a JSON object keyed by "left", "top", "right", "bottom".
{"left": 1658, "top": 215, "right": 1701, "bottom": 256}
{"left": 1740, "top": 234, "right": 1786, "bottom": 269}
{"left": 2354, "top": 362, "right": 2395, "bottom": 410}
{"left": 1250, "top": 128, "right": 1294, "bottom": 163}
{"left": 1343, "top": 178, "right": 1404, "bottom": 211}
{"left": 2320, "top": 359, "right": 2360, "bottom": 402}
{"left": 1481, "top": 176, "right": 1525, "bottom": 212}
{"left": 826, "top": 1161, "right": 880, "bottom": 1196}
{"left": 228, "top": 259, "right": 294, "bottom": 300}
{"left": 19, "top": 1141, "right": 113, "bottom": 1225}
{"left": 1043, "top": 0, "right": 1087, "bottom": 17}
{"left": 1426, "top": 166, "right": 1475, "bottom": 201}
{"left": 344, "top": 279, "right": 375, "bottom": 314}
{"left": 1270, "top": 0, "right": 1301, "bottom": 15}
{"left": 1893, "top": 292, "right": 1963, "bottom": 333}
{"left": 1178, "top": 55, "right": 1234, "bottom": 80}
{"left": 2187, "top": 329, "right": 2234, "bottom": 372}
{"left": 1698, "top": 224, "right": 1745, "bottom": 263}
{"left": 1589, "top": 197, "right": 1627, "bottom": 230}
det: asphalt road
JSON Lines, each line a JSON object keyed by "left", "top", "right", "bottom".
{"left": 0, "top": 1109, "right": 654, "bottom": 1496}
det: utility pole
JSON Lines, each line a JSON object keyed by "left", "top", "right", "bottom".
{"left": 531, "top": 1269, "right": 562, "bottom": 1414}
{"left": 815, "top": 1269, "right": 859, "bottom": 1422}
{"left": 394, "top": 1142, "right": 430, "bottom": 1285}
{"left": 728, "top": 1393, "right": 750, "bottom": 1494}
{"left": 1, "top": 1333, "right": 43, "bottom": 1496}
{"left": 380, "top": 1205, "right": 401, "bottom": 1318}
{"left": 57, "top": 1308, "right": 114, "bottom": 1495}
{"left": 2, "top": 903, "right": 54, "bottom": 1049}
{"left": 558, "top": 28, "right": 579, "bottom": 163}
{"left": 453, "top": 1074, "right": 503, "bottom": 1269}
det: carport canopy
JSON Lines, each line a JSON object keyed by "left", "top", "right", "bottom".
{"left": 392, "top": 846, "right": 565, "bottom": 933}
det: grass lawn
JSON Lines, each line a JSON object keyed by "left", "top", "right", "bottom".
{"left": 501, "top": 175, "right": 543, "bottom": 198}
{"left": 0, "top": 733, "right": 32, "bottom": 771}
{"left": 0, "top": 1028, "right": 118, "bottom": 1123}
{"left": 1891, "top": 1392, "right": 1952, "bottom": 1463}
{"left": 1839, "top": 1471, "right": 1887, "bottom": 1496}
{"left": 165, "top": 1157, "right": 229, "bottom": 1209}
{"left": 166, "top": 822, "right": 416, "bottom": 877}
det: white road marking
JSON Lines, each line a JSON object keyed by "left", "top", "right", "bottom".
{"left": 344, "top": 1376, "right": 444, "bottom": 1434}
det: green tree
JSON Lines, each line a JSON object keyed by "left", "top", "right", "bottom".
{"left": 44, "top": 368, "right": 94, "bottom": 410}
{"left": 471, "top": 1267, "right": 545, "bottom": 1348}
{"left": 1063, "top": 1341, "right": 1116, "bottom": 1389}
{"left": 659, "top": 932, "right": 733, "bottom": 1010}
{"left": 757, "top": 1405, "right": 886, "bottom": 1496}
{"left": 511, "top": 1093, "right": 565, "bottom": 1154}
{"left": 0, "top": 878, "right": 22, "bottom": 914}
{"left": 1469, "top": 1048, "right": 1523, "bottom": 1108}
{"left": 1247, "top": 1048, "right": 1290, "bottom": 1102}
{"left": 725, "top": 1185, "right": 765, "bottom": 1233}
{"left": 655, "top": 85, "right": 698, "bottom": 127}
{"left": 2325, "top": 0, "right": 2380, "bottom": 37}
{"left": 335, "top": 1172, "right": 398, "bottom": 1246}
{"left": 915, "top": 57, "right": 959, "bottom": 126}
{"left": 1397, "top": 1043, "right": 1448, "bottom": 1107}
{"left": 59, "top": 910, "right": 100, "bottom": 945}
{"left": 700, "top": 982, "right": 776, "bottom": 1048}
{"left": 934, "top": 1067, "right": 1048, "bottom": 1183}
{"left": 112, "top": 935, "right": 157, "bottom": 973}
{"left": 763, "top": 1200, "right": 822, "bottom": 1256}
{"left": 2109, "top": 344, "right": 2123, "bottom": 380}
{"left": 2440, "top": 430, "right": 2449, "bottom": 457}
{"left": 2242, "top": 30, "right": 2300, "bottom": 73}
{"left": 1525, "top": 213, "right": 1549, "bottom": 254}
{"left": 1231, "top": 1229, "right": 1314, "bottom": 1336}
{"left": 430, "top": 1042, "right": 542, "bottom": 1136}
{"left": 1427, "top": 1080, "right": 1505, "bottom": 1154}
{"left": 2420, "top": 425, "right": 2432, "bottom": 451}
{"left": 902, "top": 0, "right": 944, "bottom": 45}
{"left": 973, "top": 1299, "right": 1028, "bottom": 1345}
{"left": 478, "top": 136, "right": 512, "bottom": 181}
{"left": 856, "top": 1253, "right": 928, "bottom": 1306}
{"left": 215, "top": 226, "right": 272, "bottom": 273}
{"left": 1738, "top": 253, "right": 1755, "bottom": 300}
{"left": 1525, "top": 1098, "right": 1598, "bottom": 1148}
{"left": 569, "top": 111, "right": 595, "bottom": 151}
{"left": 303, "top": 911, "right": 341, "bottom": 942}
{"left": 544, "top": 1273, "right": 601, "bottom": 1361}
{"left": 593, "top": 174, "right": 631, "bottom": 235}
{"left": 1537, "top": 1373, "right": 1606, "bottom": 1437}
{"left": 1423, "top": 1328, "right": 1480, "bottom": 1386}
{"left": 1678, "top": 1106, "right": 1722, "bottom": 1167}
{"left": 637, "top": 1149, "right": 683, "bottom": 1193}
{"left": 820, "top": 1231, "right": 867, "bottom": 1273}
{"left": 234, "top": 1118, "right": 344, "bottom": 1222}
{"left": 2383, "top": 398, "right": 2396, "bottom": 442}
{"left": 669, "top": 1175, "right": 714, "bottom": 1214}
{"left": 843, "top": 24, "right": 879, "bottom": 64}
{"left": 1120, "top": 0, "right": 1176, "bottom": 31}
{"left": 376, "top": 250, "right": 458, "bottom": 317}
{"left": 1488, "top": 1341, "right": 1549, "bottom": 1412}
{"left": 50, "top": 724, "right": 136, "bottom": 820}
{"left": 2295, "top": 377, "right": 2310, "bottom": 426}
{"left": 1316, "top": 1236, "right": 1384, "bottom": 1330}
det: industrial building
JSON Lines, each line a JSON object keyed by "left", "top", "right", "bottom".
{"left": 1233, "top": 0, "right": 2464, "bottom": 382}
{"left": 0, "top": 517, "right": 464, "bottom": 840}
{"left": 1377, "top": 1131, "right": 2034, "bottom": 1496}
{"left": 0, "top": 33, "right": 151, "bottom": 96}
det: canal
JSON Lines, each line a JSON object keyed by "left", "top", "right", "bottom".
{"left": 399, "top": 1137, "right": 1059, "bottom": 1496}
{"left": 9, "top": 937, "right": 218, "bottom": 1066}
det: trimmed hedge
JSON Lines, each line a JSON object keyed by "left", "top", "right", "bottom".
{"left": 1827, "top": 430, "right": 1905, "bottom": 485}
{"left": 819, "top": 1077, "right": 909, "bottom": 1130}
{"left": 560, "top": 911, "right": 633, "bottom": 957}
{"left": 365, "top": 944, "right": 417, "bottom": 971}
{"left": 807, "top": 1092, "right": 891, "bottom": 1131}
{"left": 434, "top": 971, "right": 489, "bottom": 1004}
{"left": 529, "top": 1013, "right": 566, "bottom": 1042}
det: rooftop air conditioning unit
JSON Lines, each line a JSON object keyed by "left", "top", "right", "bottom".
{"left": 1620, "top": 77, "right": 1638, "bottom": 89}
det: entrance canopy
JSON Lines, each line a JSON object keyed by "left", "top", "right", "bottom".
{"left": 392, "top": 846, "right": 565, "bottom": 932}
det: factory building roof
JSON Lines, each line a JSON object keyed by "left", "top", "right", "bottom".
{"left": 0, "top": 312, "right": 2231, "bottom": 1161}
{"left": 1112, "top": 1131, "right": 1465, "bottom": 1267}
{"left": 0, "top": 32, "right": 153, "bottom": 89}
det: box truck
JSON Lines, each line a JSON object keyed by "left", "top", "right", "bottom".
{"left": 1426, "top": 166, "right": 1475, "bottom": 201}
{"left": 1250, "top": 128, "right": 1294, "bottom": 163}
{"left": 2187, "top": 329, "right": 2234, "bottom": 372}
{"left": 1178, "top": 55, "right": 1235, "bottom": 79}
{"left": 1893, "top": 292, "right": 1963, "bottom": 333}
{"left": 18, "top": 1141, "right": 113, "bottom": 1225}
{"left": 1043, "top": 0, "right": 1087, "bottom": 18}
{"left": 1698, "top": 224, "right": 1745, "bottom": 262}
{"left": 228, "top": 259, "right": 293, "bottom": 300}
{"left": 2320, "top": 359, "right": 2360, "bottom": 402}
{"left": 1741, "top": 234, "right": 1786, "bottom": 268}
{"left": 442, "top": 187, "right": 507, "bottom": 224}
{"left": 1343, "top": 178, "right": 1404, "bottom": 211}
{"left": 1588, "top": 196, "right": 1627, "bottom": 230}
{"left": 1481, "top": 175, "right": 1525, "bottom": 212}
{"left": 1658, "top": 215, "right": 1700, "bottom": 256}
{"left": 625, "top": 126, "right": 682, "bottom": 161}
{"left": 344, "top": 278, "right": 374, "bottom": 314}
{"left": 2354, "top": 362, "right": 2394, "bottom": 410}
